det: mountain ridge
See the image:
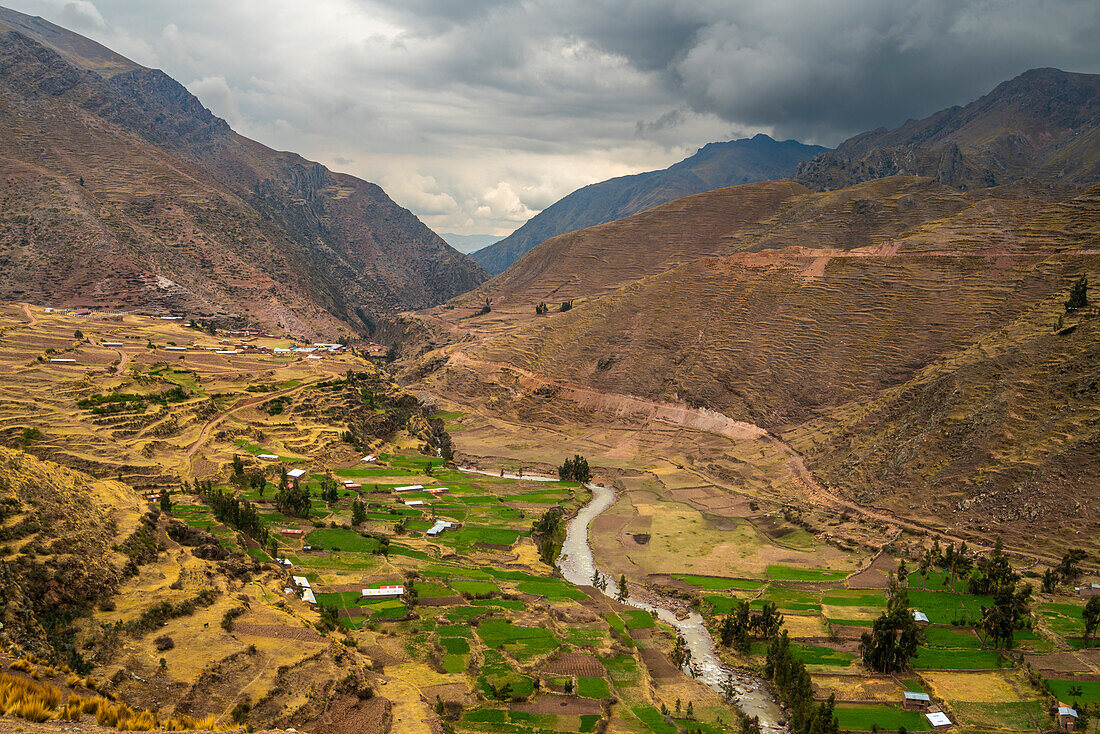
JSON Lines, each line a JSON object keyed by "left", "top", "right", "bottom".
{"left": 0, "top": 7, "right": 486, "bottom": 336}
{"left": 471, "top": 133, "right": 828, "bottom": 275}
{"left": 795, "top": 67, "right": 1100, "bottom": 192}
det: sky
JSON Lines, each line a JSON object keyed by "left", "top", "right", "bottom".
{"left": 10, "top": 0, "right": 1100, "bottom": 237}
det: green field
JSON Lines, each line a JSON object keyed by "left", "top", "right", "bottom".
{"left": 768, "top": 565, "right": 849, "bottom": 581}
{"left": 306, "top": 527, "right": 381, "bottom": 553}
{"left": 910, "top": 647, "right": 1002, "bottom": 670}
{"left": 449, "top": 579, "right": 500, "bottom": 596}
{"left": 577, "top": 676, "right": 611, "bottom": 699}
{"left": 1045, "top": 679, "right": 1100, "bottom": 704}
{"left": 673, "top": 574, "right": 765, "bottom": 590}
{"left": 834, "top": 704, "right": 932, "bottom": 732}
{"left": 922, "top": 626, "right": 982, "bottom": 649}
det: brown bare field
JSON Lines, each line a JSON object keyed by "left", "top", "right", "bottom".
{"left": 811, "top": 674, "right": 904, "bottom": 702}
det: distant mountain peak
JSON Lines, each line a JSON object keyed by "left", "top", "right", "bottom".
{"left": 472, "top": 134, "right": 828, "bottom": 276}
{"left": 796, "top": 67, "right": 1100, "bottom": 191}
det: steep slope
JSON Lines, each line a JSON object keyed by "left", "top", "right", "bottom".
{"left": 472, "top": 134, "right": 827, "bottom": 275}
{"left": 796, "top": 68, "right": 1100, "bottom": 192}
{"left": 0, "top": 8, "right": 485, "bottom": 336}
{"left": 459, "top": 178, "right": 1099, "bottom": 429}
{"left": 0, "top": 444, "right": 143, "bottom": 656}
{"left": 784, "top": 277, "right": 1100, "bottom": 556}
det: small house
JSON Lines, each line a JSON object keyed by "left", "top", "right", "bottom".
{"left": 280, "top": 528, "right": 304, "bottom": 536}
{"left": 925, "top": 712, "right": 951, "bottom": 728}
{"left": 912, "top": 610, "right": 930, "bottom": 625}
{"left": 361, "top": 454, "right": 377, "bottom": 463}
{"left": 404, "top": 500, "right": 424, "bottom": 506}
{"left": 361, "top": 585, "right": 404, "bottom": 599}
{"left": 393, "top": 484, "right": 424, "bottom": 493}
{"left": 426, "top": 520, "right": 458, "bottom": 537}
{"left": 426, "top": 487, "right": 449, "bottom": 495}
{"left": 50, "top": 358, "right": 77, "bottom": 363}
{"left": 286, "top": 468, "right": 306, "bottom": 479}
{"left": 257, "top": 454, "right": 279, "bottom": 460}
{"left": 903, "top": 692, "right": 931, "bottom": 711}
{"left": 1058, "top": 706, "right": 1078, "bottom": 731}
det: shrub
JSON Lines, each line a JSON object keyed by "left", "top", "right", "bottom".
{"left": 154, "top": 635, "right": 175, "bottom": 651}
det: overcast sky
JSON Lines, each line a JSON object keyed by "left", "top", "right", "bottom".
{"left": 10, "top": 0, "right": 1100, "bottom": 236}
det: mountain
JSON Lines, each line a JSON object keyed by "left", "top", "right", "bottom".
{"left": 796, "top": 68, "right": 1100, "bottom": 192}
{"left": 457, "top": 175, "right": 1097, "bottom": 427}
{"left": 440, "top": 232, "right": 501, "bottom": 254}
{"left": 0, "top": 7, "right": 486, "bottom": 336}
{"left": 470, "top": 134, "right": 828, "bottom": 275}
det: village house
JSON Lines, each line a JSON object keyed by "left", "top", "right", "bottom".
{"left": 903, "top": 691, "right": 931, "bottom": 711}
{"left": 1058, "top": 706, "right": 1078, "bottom": 731}
{"left": 361, "top": 585, "right": 404, "bottom": 599}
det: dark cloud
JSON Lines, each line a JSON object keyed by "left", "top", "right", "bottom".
{"left": 10, "top": 0, "right": 1099, "bottom": 235}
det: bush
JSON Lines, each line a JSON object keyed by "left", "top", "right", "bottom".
{"left": 154, "top": 635, "right": 174, "bottom": 651}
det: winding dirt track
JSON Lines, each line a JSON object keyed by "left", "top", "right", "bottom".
{"left": 185, "top": 377, "right": 323, "bottom": 462}
{"left": 433, "top": 348, "right": 1066, "bottom": 567}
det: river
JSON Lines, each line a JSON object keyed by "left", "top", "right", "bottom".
{"left": 557, "top": 482, "right": 784, "bottom": 728}
{"left": 456, "top": 466, "right": 783, "bottom": 726}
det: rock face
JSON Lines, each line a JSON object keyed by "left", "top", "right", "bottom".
{"left": 795, "top": 68, "right": 1100, "bottom": 192}
{"left": 472, "top": 134, "right": 828, "bottom": 276}
{"left": 0, "top": 8, "right": 486, "bottom": 336}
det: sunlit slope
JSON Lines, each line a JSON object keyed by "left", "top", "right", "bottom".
{"left": 472, "top": 181, "right": 1099, "bottom": 429}
{"left": 786, "top": 287, "right": 1100, "bottom": 555}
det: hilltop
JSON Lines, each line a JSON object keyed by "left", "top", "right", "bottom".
{"left": 0, "top": 7, "right": 486, "bottom": 337}
{"left": 472, "top": 134, "right": 827, "bottom": 275}
{"left": 796, "top": 68, "right": 1100, "bottom": 192}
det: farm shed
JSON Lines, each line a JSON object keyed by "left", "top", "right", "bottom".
{"left": 903, "top": 691, "right": 931, "bottom": 711}
{"left": 427, "top": 520, "right": 458, "bottom": 536}
{"left": 393, "top": 484, "right": 424, "bottom": 493}
{"left": 1058, "top": 706, "right": 1078, "bottom": 731}
{"left": 925, "top": 712, "right": 951, "bottom": 728}
{"left": 361, "top": 585, "right": 404, "bottom": 599}
{"left": 287, "top": 468, "right": 306, "bottom": 479}
{"left": 912, "top": 610, "right": 930, "bottom": 625}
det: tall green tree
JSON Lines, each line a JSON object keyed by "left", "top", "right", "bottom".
{"left": 859, "top": 577, "right": 923, "bottom": 673}
{"left": 1084, "top": 597, "right": 1100, "bottom": 649}
{"left": 1065, "top": 275, "right": 1089, "bottom": 312}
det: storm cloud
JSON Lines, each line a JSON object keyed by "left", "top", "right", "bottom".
{"left": 10, "top": 0, "right": 1100, "bottom": 235}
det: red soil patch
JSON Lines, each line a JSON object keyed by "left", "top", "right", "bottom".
{"left": 510, "top": 695, "right": 603, "bottom": 715}
{"left": 639, "top": 647, "right": 679, "bottom": 679}
{"left": 541, "top": 651, "right": 605, "bottom": 677}
{"left": 232, "top": 623, "right": 326, "bottom": 642}
{"left": 847, "top": 553, "right": 897, "bottom": 590}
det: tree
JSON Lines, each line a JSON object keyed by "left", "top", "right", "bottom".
{"left": 860, "top": 577, "right": 923, "bottom": 673}
{"left": 560, "top": 300, "right": 573, "bottom": 312}
{"left": 73, "top": 330, "right": 84, "bottom": 340}
{"left": 616, "top": 574, "right": 629, "bottom": 602}
{"left": 352, "top": 499, "right": 367, "bottom": 526}
{"left": 1042, "top": 569, "right": 1059, "bottom": 594}
{"left": 1058, "top": 549, "right": 1087, "bottom": 584}
{"left": 535, "top": 302, "right": 549, "bottom": 315}
{"left": 275, "top": 481, "right": 312, "bottom": 518}
{"left": 722, "top": 673, "right": 737, "bottom": 702}
{"left": 317, "top": 604, "right": 339, "bottom": 631}
{"left": 1084, "top": 597, "right": 1100, "bottom": 648}
{"left": 160, "top": 488, "right": 172, "bottom": 513}
{"left": 232, "top": 454, "right": 245, "bottom": 480}
{"left": 558, "top": 455, "right": 592, "bottom": 483}
{"left": 1065, "top": 275, "right": 1089, "bottom": 312}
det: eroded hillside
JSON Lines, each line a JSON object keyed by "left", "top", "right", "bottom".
{"left": 0, "top": 9, "right": 485, "bottom": 338}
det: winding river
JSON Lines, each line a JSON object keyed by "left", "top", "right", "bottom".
{"left": 457, "top": 467, "right": 783, "bottom": 726}
{"left": 557, "top": 483, "right": 783, "bottom": 728}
